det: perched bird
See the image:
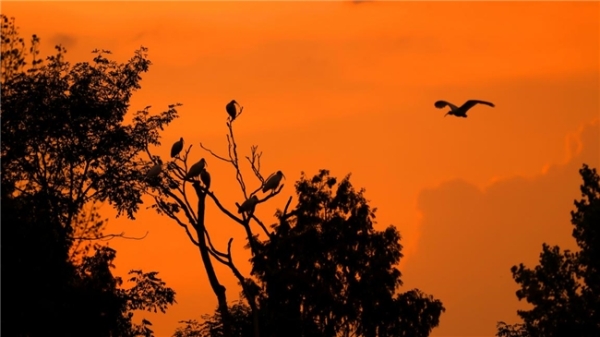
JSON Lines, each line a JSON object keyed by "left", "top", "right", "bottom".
{"left": 200, "top": 168, "right": 211, "bottom": 189}
{"left": 145, "top": 162, "right": 163, "bottom": 180}
{"left": 184, "top": 158, "right": 207, "bottom": 180}
{"left": 238, "top": 195, "right": 259, "bottom": 214}
{"left": 226, "top": 100, "right": 239, "bottom": 120}
{"left": 262, "top": 171, "right": 285, "bottom": 193}
{"left": 434, "top": 100, "right": 495, "bottom": 118}
{"left": 171, "top": 137, "right": 184, "bottom": 158}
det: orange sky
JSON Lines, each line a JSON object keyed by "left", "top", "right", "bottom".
{"left": 3, "top": 1, "right": 599, "bottom": 336}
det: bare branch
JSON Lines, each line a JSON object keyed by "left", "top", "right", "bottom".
{"left": 250, "top": 213, "right": 272, "bottom": 238}
{"left": 245, "top": 145, "right": 265, "bottom": 184}
{"left": 164, "top": 189, "right": 198, "bottom": 226}
{"left": 283, "top": 195, "right": 293, "bottom": 215}
{"left": 144, "top": 146, "right": 160, "bottom": 165}
{"left": 169, "top": 158, "right": 186, "bottom": 175}
{"left": 224, "top": 238, "right": 249, "bottom": 285}
{"left": 200, "top": 142, "right": 232, "bottom": 163}
{"left": 233, "top": 106, "right": 244, "bottom": 120}
{"left": 73, "top": 231, "right": 149, "bottom": 241}
{"left": 281, "top": 195, "right": 299, "bottom": 221}
{"left": 204, "top": 189, "right": 245, "bottom": 226}
{"left": 259, "top": 184, "right": 285, "bottom": 204}
{"left": 13, "top": 185, "right": 33, "bottom": 197}
{"left": 225, "top": 119, "right": 248, "bottom": 199}
{"left": 154, "top": 196, "right": 200, "bottom": 246}
{"left": 164, "top": 158, "right": 196, "bottom": 219}
{"left": 206, "top": 245, "right": 230, "bottom": 265}
{"left": 175, "top": 146, "right": 199, "bottom": 219}
{"left": 203, "top": 227, "right": 229, "bottom": 259}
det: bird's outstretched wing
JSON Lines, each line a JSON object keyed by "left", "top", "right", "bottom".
{"left": 434, "top": 100, "right": 459, "bottom": 111}
{"left": 462, "top": 100, "right": 495, "bottom": 111}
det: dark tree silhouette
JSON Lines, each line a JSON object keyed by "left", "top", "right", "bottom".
{"left": 144, "top": 101, "right": 286, "bottom": 337}
{"left": 496, "top": 164, "right": 600, "bottom": 337}
{"left": 174, "top": 170, "right": 445, "bottom": 337}
{"left": 2, "top": 15, "right": 177, "bottom": 336}
{"left": 174, "top": 301, "right": 255, "bottom": 337}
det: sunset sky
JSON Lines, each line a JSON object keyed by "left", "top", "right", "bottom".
{"left": 4, "top": 1, "right": 599, "bottom": 336}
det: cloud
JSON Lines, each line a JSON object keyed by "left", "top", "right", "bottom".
{"left": 128, "top": 26, "right": 162, "bottom": 44}
{"left": 49, "top": 33, "right": 77, "bottom": 50}
{"left": 402, "top": 118, "right": 600, "bottom": 336}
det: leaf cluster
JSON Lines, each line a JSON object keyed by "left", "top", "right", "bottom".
{"left": 497, "top": 164, "right": 600, "bottom": 337}
{"left": 1, "top": 15, "right": 178, "bottom": 336}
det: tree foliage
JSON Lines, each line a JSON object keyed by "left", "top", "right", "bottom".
{"left": 254, "top": 170, "right": 444, "bottom": 337}
{"left": 1, "top": 15, "right": 177, "bottom": 336}
{"left": 173, "top": 302, "right": 255, "bottom": 337}
{"left": 496, "top": 164, "right": 600, "bottom": 337}
{"left": 174, "top": 170, "right": 445, "bottom": 337}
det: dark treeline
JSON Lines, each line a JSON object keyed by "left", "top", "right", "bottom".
{"left": 496, "top": 164, "right": 600, "bottom": 337}
{"left": 1, "top": 15, "right": 176, "bottom": 337}
{"left": 2, "top": 14, "right": 598, "bottom": 337}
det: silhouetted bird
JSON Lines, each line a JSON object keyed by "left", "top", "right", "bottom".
{"left": 226, "top": 100, "right": 239, "bottom": 120}
{"left": 262, "top": 171, "right": 285, "bottom": 193}
{"left": 434, "top": 100, "right": 495, "bottom": 118}
{"left": 238, "top": 195, "right": 259, "bottom": 214}
{"left": 184, "top": 158, "right": 207, "bottom": 181}
{"left": 145, "top": 162, "right": 163, "bottom": 180}
{"left": 171, "top": 137, "right": 184, "bottom": 158}
{"left": 200, "top": 169, "right": 211, "bottom": 189}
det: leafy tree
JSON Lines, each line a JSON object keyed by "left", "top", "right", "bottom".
{"left": 1, "top": 15, "right": 177, "bottom": 336}
{"left": 253, "top": 170, "right": 444, "bottom": 337}
{"left": 174, "top": 301, "right": 255, "bottom": 337}
{"left": 496, "top": 164, "right": 600, "bottom": 337}
{"left": 172, "top": 170, "right": 445, "bottom": 337}
{"left": 496, "top": 322, "right": 529, "bottom": 337}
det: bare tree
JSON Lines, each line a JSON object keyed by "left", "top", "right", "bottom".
{"left": 143, "top": 105, "right": 285, "bottom": 337}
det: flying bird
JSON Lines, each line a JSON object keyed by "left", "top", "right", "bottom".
{"left": 434, "top": 100, "right": 495, "bottom": 118}
{"left": 145, "top": 162, "right": 163, "bottom": 180}
{"left": 226, "top": 100, "right": 240, "bottom": 121}
{"left": 184, "top": 158, "right": 207, "bottom": 181}
{"left": 262, "top": 171, "right": 285, "bottom": 193}
{"left": 200, "top": 169, "right": 211, "bottom": 189}
{"left": 171, "top": 137, "right": 184, "bottom": 158}
{"left": 238, "top": 195, "right": 259, "bottom": 214}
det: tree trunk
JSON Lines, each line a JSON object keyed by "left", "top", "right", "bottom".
{"left": 195, "top": 189, "right": 233, "bottom": 337}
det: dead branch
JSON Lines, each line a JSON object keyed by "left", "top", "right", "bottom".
{"left": 224, "top": 238, "right": 246, "bottom": 281}
{"left": 154, "top": 196, "right": 199, "bottom": 246}
{"left": 165, "top": 156, "right": 196, "bottom": 219}
{"left": 200, "top": 142, "right": 232, "bottom": 163}
{"left": 203, "top": 189, "right": 245, "bottom": 226}
{"left": 203, "top": 227, "right": 229, "bottom": 259}
{"left": 233, "top": 107, "right": 244, "bottom": 120}
{"left": 73, "top": 231, "right": 149, "bottom": 241}
{"left": 281, "top": 195, "right": 298, "bottom": 221}
{"left": 163, "top": 189, "right": 198, "bottom": 226}
{"left": 220, "top": 236, "right": 261, "bottom": 335}
{"left": 283, "top": 195, "right": 293, "bottom": 215}
{"left": 225, "top": 118, "right": 248, "bottom": 199}
{"left": 205, "top": 244, "right": 229, "bottom": 265}
{"left": 250, "top": 213, "right": 272, "bottom": 238}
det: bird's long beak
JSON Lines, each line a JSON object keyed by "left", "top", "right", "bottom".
{"left": 444, "top": 112, "right": 449, "bottom": 117}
